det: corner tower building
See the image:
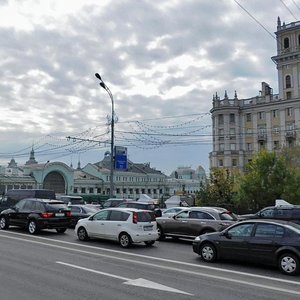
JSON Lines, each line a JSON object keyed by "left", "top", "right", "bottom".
{"left": 210, "top": 18, "right": 300, "bottom": 171}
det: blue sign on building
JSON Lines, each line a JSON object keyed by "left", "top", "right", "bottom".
{"left": 114, "top": 146, "right": 128, "bottom": 170}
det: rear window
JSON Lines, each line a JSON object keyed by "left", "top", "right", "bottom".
{"left": 136, "top": 211, "right": 155, "bottom": 222}
{"left": 45, "top": 203, "right": 69, "bottom": 211}
{"left": 219, "top": 212, "right": 236, "bottom": 221}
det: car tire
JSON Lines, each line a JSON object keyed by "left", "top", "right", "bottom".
{"left": 278, "top": 252, "right": 299, "bottom": 275}
{"left": 56, "top": 228, "right": 67, "bottom": 234}
{"left": 200, "top": 243, "right": 217, "bottom": 262}
{"left": 144, "top": 240, "right": 155, "bottom": 246}
{"left": 119, "top": 233, "right": 132, "bottom": 248}
{"left": 77, "top": 227, "right": 89, "bottom": 241}
{"left": 157, "top": 225, "right": 165, "bottom": 241}
{"left": 28, "top": 220, "right": 39, "bottom": 235}
{"left": 0, "top": 216, "right": 9, "bottom": 230}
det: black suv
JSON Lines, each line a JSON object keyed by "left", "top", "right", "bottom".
{"left": 240, "top": 205, "right": 300, "bottom": 224}
{"left": 117, "top": 201, "right": 162, "bottom": 217}
{"left": 0, "top": 198, "right": 72, "bottom": 234}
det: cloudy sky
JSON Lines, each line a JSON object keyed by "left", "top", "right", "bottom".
{"left": 0, "top": 0, "right": 299, "bottom": 175}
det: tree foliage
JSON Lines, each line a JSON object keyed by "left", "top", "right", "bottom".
{"left": 196, "top": 168, "right": 235, "bottom": 208}
{"left": 236, "top": 150, "right": 300, "bottom": 211}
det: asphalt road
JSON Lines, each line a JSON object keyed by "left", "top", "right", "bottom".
{"left": 0, "top": 228, "right": 299, "bottom": 300}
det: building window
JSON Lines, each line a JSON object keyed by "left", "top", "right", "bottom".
{"left": 89, "top": 188, "right": 93, "bottom": 193}
{"left": 286, "top": 91, "right": 292, "bottom": 99}
{"left": 246, "top": 128, "right": 252, "bottom": 135}
{"left": 230, "top": 143, "right": 236, "bottom": 150}
{"left": 232, "top": 159, "right": 237, "bottom": 167}
{"left": 272, "top": 109, "right": 279, "bottom": 118}
{"left": 273, "top": 126, "right": 280, "bottom": 134}
{"left": 97, "top": 188, "right": 101, "bottom": 193}
{"left": 218, "top": 159, "right": 223, "bottom": 167}
{"left": 81, "top": 187, "right": 86, "bottom": 194}
{"left": 229, "top": 113, "right": 235, "bottom": 123}
{"left": 219, "top": 143, "right": 224, "bottom": 151}
{"left": 246, "top": 113, "right": 251, "bottom": 122}
{"left": 298, "top": 34, "right": 300, "bottom": 45}
{"left": 229, "top": 128, "right": 235, "bottom": 135}
{"left": 218, "top": 128, "right": 224, "bottom": 136}
{"left": 273, "top": 141, "right": 280, "bottom": 150}
{"left": 285, "top": 75, "right": 291, "bottom": 88}
{"left": 148, "top": 189, "right": 151, "bottom": 194}
{"left": 74, "top": 188, "right": 78, "bottom": 193}
{"left": 246, "top": 143, "right": 252, "bottom": 151}
{"left": 123, "top": 188, "right": 127, "bottom": 194}
{"left": 218, "top": 114, "right": 224, "bottom": 125}
{"left": 129, "top": 188, "right": 133, "bottom": 194}
{"left": 258, "top": 111, "right": 265, "bottom": 120}
{"left": 116, "top": 188, "right": 120, "bottom": 194}
{"left": 286, "top": 107, "right": 293, "bottom": 116}
{"left": 284, "top": 37, "right": 289, "bottom": 49}
{"left": 259, "top": 141, "right": 265, "bottom": 150}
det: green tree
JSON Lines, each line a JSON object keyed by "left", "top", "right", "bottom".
{"left": 196, "top": 168, "right": 235, "bottom": 208}
{"left": 236, "top": 150, "right": 293, "bottom": 211}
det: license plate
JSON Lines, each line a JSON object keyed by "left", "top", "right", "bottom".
{"left": 55, "top": 213, "right": 64, "bottom": 217}
{"left": 144, "top": 226, "right": 153, "bottom": 231}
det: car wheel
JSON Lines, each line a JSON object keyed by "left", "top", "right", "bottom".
{"left": 28, "top": 220, "right": 39, "bottom": 235}
{"left": 56, "top": 228, "right": 67, "bottom": 234}
{"left": 278, "top": 253, "right": 299, "bottom": 275}
{"left": 157, "top": 225, "right": 165, "bottom": 241}
{"left": 0, "top": 216, "right": 9, "bottom": 230}
{"left": 144, "top": 240, "right": 155, "bottom": 246}
{"left": 200, "top": 243, "right": 217, "bottom": 262}
{"left": 77, "top": 227, "right": 89, "bottom": 241}
{"left": 119, "top": 233, "right": 132, "bottom": 248}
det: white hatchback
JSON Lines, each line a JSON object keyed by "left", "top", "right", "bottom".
{"left": 75, "top": 208, "right": 159, "bottom": 248}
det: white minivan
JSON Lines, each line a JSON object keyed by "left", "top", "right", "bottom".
{"left": 75, "top": 208, "right": 158, "bottom": 248}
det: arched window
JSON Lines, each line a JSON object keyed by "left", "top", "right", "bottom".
{"left": 286, "top": 75, "right": 291, "bottom": 88}
{"left": 284, "top": 37, "right": 289, "bottom": 49}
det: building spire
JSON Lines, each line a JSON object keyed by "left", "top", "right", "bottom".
{"left": 25, "top": 146, "right": 38, "bottom": 165}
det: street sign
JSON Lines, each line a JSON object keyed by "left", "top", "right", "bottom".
{"left": 114, "top": 146, "right": 128, "bottom": 170}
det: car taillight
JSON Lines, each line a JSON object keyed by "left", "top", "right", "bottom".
{"left": 66, "top": 211, "right": 72, "bottom": 217}
{"left": 40, "top": 212, "right": 54, "bottom": 218}
{"left": 132, "top": 211, "right": 138, "bottom": 224}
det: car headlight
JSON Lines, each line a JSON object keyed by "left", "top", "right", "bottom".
{"left": 194, "top": 236, "right": 201, "bottom": 241}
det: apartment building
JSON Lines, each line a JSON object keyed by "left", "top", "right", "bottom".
{"left": 210, "top": 17, "right": 300, "bottom": 171}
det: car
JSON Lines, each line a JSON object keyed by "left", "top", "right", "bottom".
{"left": 58, "top": 195, "right": 85, "bottom": 205}
{"left": 75, "top": 207, "right": 159, "bottom": 248}
{"left": 156, "top": 207, "right": 237, "bottom": 240}
{"left": 240, "top": 202, "right": 300, "bottom": 224}
{"left": 0, "top": 189, "right": 56, "bottom": 211}
{"left": 0, "top": 198, "right": 72, "bottom": 234}
{"left": 68, "top": 204, "right": 100, "bottom": 227}
{"left": 161, "top": 207, "right": 185, "bottom": 218}
{"left": 192, "top": 219, "right": 300, "bottom": 276}
{"left": 117, "top": 201, "right": 162, "bottom": 217}
{"left": 102, "top": 198, "right": 132, "bottom": 208}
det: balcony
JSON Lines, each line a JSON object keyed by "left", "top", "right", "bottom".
{"left": 285, "top": 130, "right": 296, "bottom": 139}
{"left": 257, "top": 134, "right": 267, "bottom": 142}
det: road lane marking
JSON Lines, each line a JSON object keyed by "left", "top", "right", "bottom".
{"left": 0, "top": 230, "right": 300, "bottom": 292}
{"left": 56, "top": 261, "right": 193, "bottom": 296}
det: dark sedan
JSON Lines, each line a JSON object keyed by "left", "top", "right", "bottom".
{"left": 192, "top": 219, "right": 300, "bottom": 275}
{"left": 68, "top": 205, "right": 99, "bottom": 227}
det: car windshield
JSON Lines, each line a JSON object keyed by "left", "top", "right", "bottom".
{"left": 84, "top": 206, "right": 98, "bottom": 213}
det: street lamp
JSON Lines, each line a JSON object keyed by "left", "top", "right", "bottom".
{"left": 95, "top": 73, "right": 115, "bottom": 198}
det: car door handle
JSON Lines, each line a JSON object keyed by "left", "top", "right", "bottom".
{"left": 117, "top": 224, "right": 122, "bottom": 226}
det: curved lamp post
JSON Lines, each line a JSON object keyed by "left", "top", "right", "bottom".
{"left": 95, "top": 73, "right": 115, "bottom": 198}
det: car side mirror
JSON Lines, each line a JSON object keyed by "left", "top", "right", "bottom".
{"left": 221, "top": 231, "right": 232, "bottom": 239}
